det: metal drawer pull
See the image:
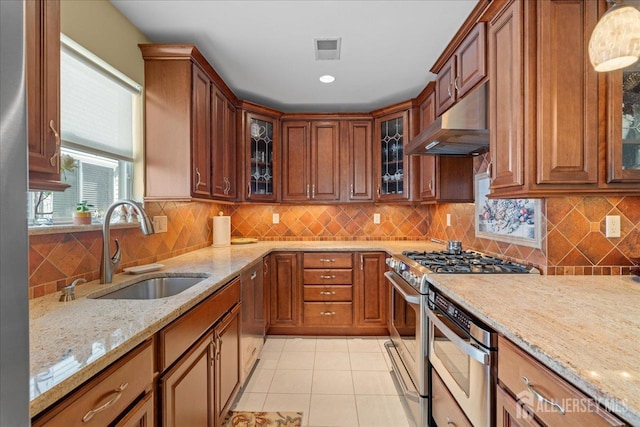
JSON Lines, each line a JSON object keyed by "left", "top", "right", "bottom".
{"left": 320, "top": 311, "right": 336, "bottom": 316}
{"left": 250, "top": 272, "right": 257, "bottom": 280}
{"left": 521, "top": 376, "right": 566, "bottom": 415}
{"left": 319, "top": 258, "right": 336, "bottom": 263}
{"left": 320, "top": 275, "right": 336, "bottom": 279}
{"left": 82, "top": 383, "right": 128, "bottom": 422}
{"left": 319, "top": 291, "right": 336, "bottom": 295}
{"left": 195, "top": 168, "right": 202, "bottom": 187}
{"left": 446, "top": 417, "right": 456, "bottom": 426}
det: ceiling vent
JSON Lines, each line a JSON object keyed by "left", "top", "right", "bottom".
{"left": 315, "top": 38, "right": 341, "bottom": 60}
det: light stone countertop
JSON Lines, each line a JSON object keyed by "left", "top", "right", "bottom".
{"left": 426, "top": 273, "right": 640, "bottom": 426}
{"left": 29, "top": 240, "right": 640, "bottom": 425}
{"left": 29, "top": 240, "right": 439, "bottom": 417}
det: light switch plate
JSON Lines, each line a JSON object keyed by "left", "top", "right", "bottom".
{"left": 605, "top": 215, "right": 620, "bottom": 238}
{"left": 373, "top": 213, "right": 381, "bottom": 224}
{"left": 153, "top": 216, "right": 168, "bottom": 233}
{"left": 446, "top": 214, "right": 452, "bottom": 227}
{"left": 272, "top": 213, "right": 280, "bottom": 224}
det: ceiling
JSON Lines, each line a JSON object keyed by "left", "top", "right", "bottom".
{"left": 111, "top": 0, "right": 478, "bottom": 113}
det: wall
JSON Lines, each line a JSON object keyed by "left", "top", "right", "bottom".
{"left": 28, "top": 202, "right": 219, "bottom": 298}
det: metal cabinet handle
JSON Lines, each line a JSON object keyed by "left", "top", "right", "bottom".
{"left": 522, "top": 376, "right": 566, "bottom": 415}
{"left": 428, "top": 180, "right": 433, "bottom": 190}
{"left": 223, "top": 177, "right": 230, "bottom": 194}
{"left": 319, "top": 258, "right": 335, "bottom": 263}
{"left": 446, "top": 417, "right": 457, "bottom": 426}
{"left": 377, "top": 184, "right": 381, "bottom": 198}
{"left": 82, "top": 383, "right": 128, "bottom": 422}
{"left": 320, "top": 275, "right": 336, "bottom": 279}
{"left": 209, "top": 337, "right": 216, "bottom": 366}
{"left": 48, "top": 120, "right": 61, "bottom": 168}
{"left": 250, "top": 272, "right": 257, "bottom": 280}
{"left": 320, "top": 311, "right": 336, "bottom": 316}
{"left": 195, "top": 168, "right": 202, "bottom": 188}
{"left": 454, "top": 75, "right": 460, "bottom": 92}
{"left": 487, "top": 161, "right": 493, "bottom": 179}
{"left": 350, "top": 184, "right": 354, "bottom": 198}
{"left": 247, "top": 183, "right": 251, "bottom": 199}
{"left": 312, "top": 184, "right": 315, "bottom": 199}
{"left": 319, "top": 291, "right": 336, "bottom": 295}
{"left": 306, "top": 184, "right": 310, "bottom": 198}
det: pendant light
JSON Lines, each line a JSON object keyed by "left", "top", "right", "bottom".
{"left": 589, "top": 0, "right": 640, "bottom": 72}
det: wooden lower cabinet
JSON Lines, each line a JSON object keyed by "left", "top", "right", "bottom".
{"left": 269, "top": 252, "right": 300, "bottom": 329}
{"left": 496, "top": 386, "right": 541, "bottom": 427}
{"left": 160, "top": 330, "right": 214, "bottom": 427}
{"left": 355, "top": 252, "right": 387, "bottom": 328}
{"left": 32, "top": 340, "right": 154, "bottom": 427}
{"left": 215, "top": 305, "right": 241, "bottom": 427}
{"left": 498, "top": 336, "right": 625, "bottom": 427}
{"left": 114, "top": 391, "right": 155, "bottom": 427}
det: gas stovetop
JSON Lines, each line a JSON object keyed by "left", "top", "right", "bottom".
{"left": 401, "top": 250, "right": 534, "bottom": 274}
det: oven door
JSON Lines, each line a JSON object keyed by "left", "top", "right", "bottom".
{"left": 384, "top": 271, "right": 426, "bottom": 395}
{"left": 427, "top": 303, "right": 493, "bottom": 427}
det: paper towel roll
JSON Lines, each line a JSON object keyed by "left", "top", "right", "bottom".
{"left": 212, "top": 214, "right": 230, "bottom": 247}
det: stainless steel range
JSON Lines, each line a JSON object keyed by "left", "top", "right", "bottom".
{"left": 384, "top": 248, "right": 537, "bottom": 427}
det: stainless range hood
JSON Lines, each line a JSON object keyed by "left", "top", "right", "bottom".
{"left": 406, "top": 82, "right": 488, "bottom": 156}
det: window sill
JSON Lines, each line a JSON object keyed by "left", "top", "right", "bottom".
{"left": 28, "top": 222, "right": 139, "bottom": 236}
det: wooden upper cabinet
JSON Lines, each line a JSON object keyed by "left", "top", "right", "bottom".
{"left": 536, "top": 0, "right": 598, "bottom": 185}
{"left": 211, "top": 87, "right": 237, "bottom": 200}
{"left": 435, "top": 23, "right": 486, "bottom": 117}
{"left": 242, "top": 108, "right": 280, "bottom": 202}
{"left": 140, "top": 44, "right": 238, "bottom": 201}
{"left": 347, "top": 121, "right": 374, "bottom": 201}
{"left": 281, "top": 120, "right": 340, "bottom": 202}
{"left": 419, "top": 90, "right": 437, "bottom": 200}
{"left": 489, "top": 0, "right": 524, "bottom": 191}
{"left": 191, "top": 65, "right": 212, "bottom": 198}
{"left": 26, "top": 0, "right": 69, "bottom": 191}
{"left": 607, "top": 63, "right": 640, "bottom": 183}
{"left": 487, "top": 0, "right": 637, "bottom": 197}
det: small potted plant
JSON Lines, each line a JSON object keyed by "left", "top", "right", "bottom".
{"left": 73, "top": 200, "right": 94, "bottom": 225}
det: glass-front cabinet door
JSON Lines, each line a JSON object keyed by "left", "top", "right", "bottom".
{"left": 376, "top": 110, "right": 410, "bottom": 201}
{"left": 245, "top": 112, "right": 278, "bottom": 201}
{"left": 608, "top": 62, "right": 640, "bottom": 182}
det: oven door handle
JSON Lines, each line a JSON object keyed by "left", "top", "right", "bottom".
{"left": 427, "top": 308, "right": 490, "bottom": 365}
{"left": 384, "top": 272, "right": 421, "bottom": 305}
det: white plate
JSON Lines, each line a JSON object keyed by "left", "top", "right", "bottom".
{"left": 123, "top": 263, "right": 164, "bottom": 274}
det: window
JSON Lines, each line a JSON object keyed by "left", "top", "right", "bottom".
{"left": 29, "top": 35, "right": 141, "bottom": 225}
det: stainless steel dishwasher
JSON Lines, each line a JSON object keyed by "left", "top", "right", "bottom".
{"left": 239, "top": 258, "right": 266, "bottom": 384}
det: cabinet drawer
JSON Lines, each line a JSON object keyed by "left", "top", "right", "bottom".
{"left": 33, "top": 340, "right": 154, "bottom": 427}
{"left": 431, "top": 369, "right": 473, "bottom": 427}
{"left": 303, "top": 285, "right": 352, "bottom": 302}
{"left": 498, "top": 336, "right": 625, "bottom": 427}
{"left": 303, "top": 302, "right": 352, "bottom": 326}
{"left": 303, "top": 252, "right": 353, "bottom": 268}
{"left": 159, "top": 277, "right": 240, "bottom": 371}
{"left": 303, "top": 269, "right": 352, "bottom": 284}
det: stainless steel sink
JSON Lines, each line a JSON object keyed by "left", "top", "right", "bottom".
{"left": 94, "top": 276, "right": 206, "bottom": 300}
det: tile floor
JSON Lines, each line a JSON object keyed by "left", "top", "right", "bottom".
{"left": 232, "top": 336, "right": 412, "bottom": 427}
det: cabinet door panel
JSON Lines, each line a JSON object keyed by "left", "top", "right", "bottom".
{"left": 536, "top": 0, "right": 598, "bottom": 184}
{"left": 436, "top": 56, "right": 456, "bottom": 116}
{"left": 377, "top": 110, "right": 411, "bottom": 201}
{"left": 245, "top": 113, "right": 278, "bottom": 201}
{"left": 211, "top": 89, "right": 227, "bottom": 198}
{"left": 224, "top": 101, "right": 237, "bottom": 198}
{"left": 348, "top": 121, "right": 374, "bottom": 201}
{"left": 419, "top": 92, "right": 437, "bottom": 200}
{"left": 311, "top": 121, "right": 341, "bottom": 201}
{"left": 160, "top": 334, "right": 213, "bottom": 427}
{"left": 215, "top": 305, "right": 240, "bottom": 427}
{"left": 489, "top": 0, "right": 524, "bottom": 190}
{"left": 356, "top": 252, "right": 387, "bottom": 326}
{"left": 114, "top": 391, "right": 155, "bottom": 427}
{"left": 192, "top": 66, "right": 212, "bottom": 197}
{"left": 456, "top": 23, "right": 486, "bottom": 98}
{"left": 282, "top": 122, "right": 310, "bottom": 201}
{"left": 270, "top": 253, "right": 299, "bottom": 326}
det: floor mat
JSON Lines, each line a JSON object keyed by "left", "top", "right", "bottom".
{"left": 222, "top": 411, "right": 303, "bottom": 427}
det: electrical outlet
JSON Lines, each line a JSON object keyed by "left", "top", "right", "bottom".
{"left": 153, "top": 216, "right": 168, "bottom": 233}
{"left": 605, "top": 215, "right": 621, "bottom": 238}
{"left": 446, "top": 214, "right": 452, "bottom": 227}
{"left": 373, "top": 213, "right": 381, "bottom": 224}
{"left": 272, "top": 213, "right": 280, "bottom": 224}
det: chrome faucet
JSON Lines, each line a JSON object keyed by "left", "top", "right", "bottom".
{"left": 101, "top": 200, "right": 155, "bottom": 284}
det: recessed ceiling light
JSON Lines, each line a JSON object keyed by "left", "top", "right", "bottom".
{"left": 319, "top": 75, "right": 335, "bottom": 83}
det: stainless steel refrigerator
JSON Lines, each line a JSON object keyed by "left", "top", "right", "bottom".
{"left": 0, "top": 0, "right": 31, "bottom": 425}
